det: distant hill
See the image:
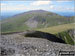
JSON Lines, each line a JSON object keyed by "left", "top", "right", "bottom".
{"left": 1, "top": 10, "right": 74, "bottom": 32}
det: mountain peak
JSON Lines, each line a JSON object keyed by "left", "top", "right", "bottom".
{"left": 27, "top": 10, "right": 48, "bottom": 13}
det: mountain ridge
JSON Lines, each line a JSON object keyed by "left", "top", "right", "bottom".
{"left": 1, "top": 10, "right": 74, "bottom": 32}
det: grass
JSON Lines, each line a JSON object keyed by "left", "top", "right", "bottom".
{"left": 37, "top": 23, "right": 75, "bottom": 34}
{"left": 1, "top": 23, "right": 75, "bottom": 34}
{"left": 1, "top": 23, "right": 75, "bottom": 45}
{"left": 56, "top": 32, "right": 75, "bottom": 45}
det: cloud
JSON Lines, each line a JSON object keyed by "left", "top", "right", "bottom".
{"left": 56, "top": 0, "right": 73, "bottom": 3}
{"left": 1, "top": 1, "right": 74, "bottom": 12}
{"left": 53, "top": 7, "right": 74, "bottom": 12}
{"left": 66, "top": 7, "right": 74, "bottom": 11}
{"left": 1, "top": 3, "right": 44, "bottom": 12}
{"left": 1, "top": 3, "right": 27, "bottom": 12}
{"left": 50, "top": 5, "right": 54, "bottom": 9}
{"left": 56, "top": 0, "right": 73, "bottom": 2}
{"left": 31, "top": 1, "right": 52, "bottom": 6}
{"left": 1, "top": 3, "right": 6, "bottom": 6}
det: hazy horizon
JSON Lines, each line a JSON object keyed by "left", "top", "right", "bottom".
{"left": 1, "top": 0, "right": 74, "bottom": 20}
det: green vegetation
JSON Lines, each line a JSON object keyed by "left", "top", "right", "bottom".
{"left": 56, "top": 31, "right": 74, "bottom": 45}
{"left": 38, "top": 23, "right": 75, "bottom": 45}
{"left": 1, "top": 10, "right": 74, "bottom": 32}
{"left": 38, "top": 23, "right": 75, "bottom": 34}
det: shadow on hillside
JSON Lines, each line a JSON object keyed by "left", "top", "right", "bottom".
{"left": 25, "top": 31, "right": 66, "bottom": 44}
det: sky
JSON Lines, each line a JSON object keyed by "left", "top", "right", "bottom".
{"left": 1, "top": 0, "right": 75, "bottom": 16}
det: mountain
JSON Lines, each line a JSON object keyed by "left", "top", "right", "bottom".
{"left": 1, "top": 10, "right": 74, "bottom": 32}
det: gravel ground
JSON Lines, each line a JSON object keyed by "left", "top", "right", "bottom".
{"left": 0, "top": 34, "right": 75, "bottom": 56}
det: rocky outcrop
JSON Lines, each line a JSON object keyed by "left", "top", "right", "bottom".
{"left": 68, "top": 29, "right": 75, "bottom": 38}
{"left": 25, "top": 16, "right": 46, "bottom": 28}
{"left": 0, "top": 33, "right": 74, "bottom": 56}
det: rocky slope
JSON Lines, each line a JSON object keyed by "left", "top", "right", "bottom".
{"left": 0, "top": 32, "right": 74, "bottom": 56}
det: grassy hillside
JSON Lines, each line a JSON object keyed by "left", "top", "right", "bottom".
{"left": 38, "top": 23, "right": 75, "bottom": 34}
{"left": 56, "top": 31, "right": 74, "bottom": 45}
{"left": 38, "top": 23, "right": 75, "bottom": 45}
{"left": 1, "top": 10, "right": 74, "bottom": 32}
